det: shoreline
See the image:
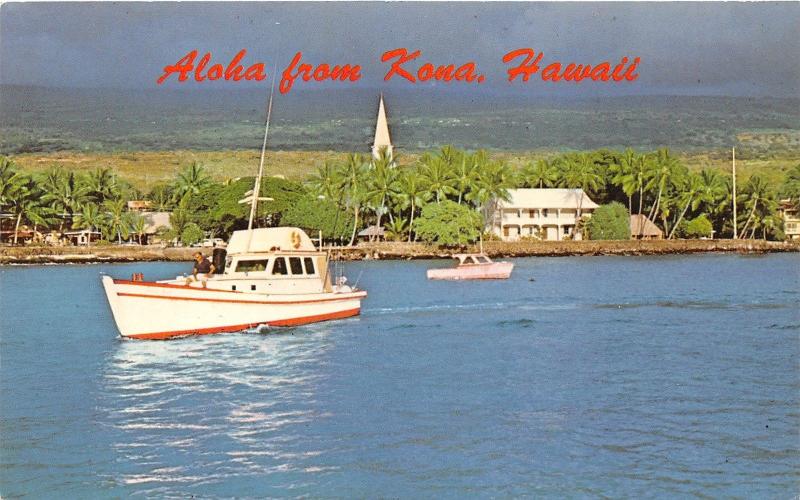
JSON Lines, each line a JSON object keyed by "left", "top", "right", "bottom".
{"left": 1, "top": 239, "right": 797, "bottom": 265}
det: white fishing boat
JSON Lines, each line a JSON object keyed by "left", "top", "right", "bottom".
{"left": 101, "top": 78, "right": 366, "bottom": 339}
{"left": 102, "top": 228, "right": 366, "bottom": 339}
{"left": 426, "top": 254, "right": 513, "bottom": 280}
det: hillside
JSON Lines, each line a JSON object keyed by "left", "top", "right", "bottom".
{"left": 2, "top": 86, "right": 798, "bottom": 155}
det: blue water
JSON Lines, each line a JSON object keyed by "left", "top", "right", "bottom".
{"left": 1, "top": 254, "right": 799, "bottom": 497}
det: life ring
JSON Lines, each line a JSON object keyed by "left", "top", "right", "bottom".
{"left": 290, "top": 231, "right": 302, "bottom": 249}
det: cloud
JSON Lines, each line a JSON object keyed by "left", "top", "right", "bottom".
{"left": 1, "top": 2, "right": 797, "bottom": 96}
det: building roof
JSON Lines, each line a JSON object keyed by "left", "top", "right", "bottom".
{"left": 630, "top": 214, "right": 663, "bottom": 237}
{"left": 501, "top": 189, "right": 599, "bottom": 210}
{"left": 64, "top": 229, "right": 101, "bottom": 235}
{"left": 358, "top": 225, "right": 385, "bottom": 237}
{"left": 127, "top": 200, "right": 152, "bottom": 210}
{"left": 142, "top": 212, "right": 172, "bottom": 234}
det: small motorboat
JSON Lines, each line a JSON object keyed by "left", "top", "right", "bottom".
{"left": 427, "top": 253, "right": 514, "bottom": 280}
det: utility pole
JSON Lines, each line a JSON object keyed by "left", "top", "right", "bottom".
{"left": 732, "top": 147, "right": 737, "bottom": 239}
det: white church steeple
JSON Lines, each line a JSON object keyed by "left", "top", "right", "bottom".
{"left": 372, "top": 94, "right": 393, "bottom": 160}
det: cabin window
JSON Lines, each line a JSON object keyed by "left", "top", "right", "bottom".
{"left": 303, "top": 257, "right": 316, "bottom": 275}
{"left": 236, "top": 259, "right": 269, "bottom": 273}
{"left": 231, "top": 285, "right": 236, "bottom": 291}
{"left": 289, "top": 257, "right": 304, "bottom": 275}
{"left": 251, "top": 285, "right": 256, "bottom": 291}
{"left": 271, "top": 257, "right": 288, "bottom": 275}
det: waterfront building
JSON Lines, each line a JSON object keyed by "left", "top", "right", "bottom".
{"left": 372, "top": 95, "right": 393, "bottom": 160}
{"left": 778, "top": 199, "right": 799, "bottom": 241}
{"left": 127, "top": 200, "right": 153, "bottom": 211}
{"left": 358, "top": 225, "right": 385, "bottom": 242}
{"left": 630, "top": 214, "right": 664, "bottom": 240}
{"left": 142, "top": 211, "right": 172, "bottom": 245}
{"left": 64, "top": 229, "right": 101, "bottom": 246}
{"left": 492, "top": 189, "right": 599, "bottom": 241}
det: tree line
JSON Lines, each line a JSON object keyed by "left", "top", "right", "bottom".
{"left": 1, "top": 148, "right": 798, "bottom": 246}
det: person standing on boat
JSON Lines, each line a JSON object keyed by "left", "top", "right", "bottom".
{"left": 187, "top": 252, "right": 215, "bottom": 287}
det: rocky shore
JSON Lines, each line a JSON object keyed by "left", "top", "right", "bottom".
{"left": 1, "top": 239, "right": 797, "bottom": 265}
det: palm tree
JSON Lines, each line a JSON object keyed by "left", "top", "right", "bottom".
{"left": 147, "top": 183, "right": 175, "bottom": 211}
{"left": 309, "top": 161, "right": 344, "bottom": 202}
{"left": 608, "top": 148, "right": 642, "bottom": 214}
{"left": 561, "top": 153, "right": 602, "bottom": 237}
{"left": 365, "top": 148, "right": 399, "bottom": 239}
{"left": 470, "top": 159, "right": 514, "bottom": 236}
{"left": 339, "top": 153, "right": 368, "bottom": 246}
{"left": 780, "top": 164, "right": 800, "bottom": 209}
{"left": 72, "top": 203, "right": 103, "bottom": 246}
{"left": 396, "top": 167, "right": 431, "bottom": 242}
{"left": 130, "top": 214, "right": 147, "bottom": 245}
{"left": 168, "top": 205, "right": 191, "bottom": 246}
{"left": 645, "top": 148, "right": 680, "bottom": 227}
{"left": 0, "top": 157, "right": 20, "bottom": 234}
{"left": 41, "top": 169, "right": 89, "bottom": 231}
{"left": 668, "top": 172, "right": 704, "bottom": 239}
{"left": 522, "top": 159, "right": 559, "bottom": 189}
{"left": 452, "top": 153, "right": 478, "bottom": 204}
{"left": 384, "top": 218, "right": 408, "bottom": 242}
{"left": 419, "top": 153, "right": 455, "bottom": 203}
{"left": 7, "top": 176, "right": 53, "bottom": 244}
{"left": 103, "top": 199, "right": 131, "bottom": 244}
{"left": 173, "top": 162, "right": 210, "bottom": 203}
{"left": 86, "top": 168, "right": 120, "bottom": 203}
{"left": 738, "top": 175, "right": 775, "bottom": 239}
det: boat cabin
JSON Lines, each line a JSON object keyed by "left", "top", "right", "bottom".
{"left": 454, "top": 254, "right": 493, "bottom": 266}
{"left": 201, "top": 227, "right": 333, "bottom": 294}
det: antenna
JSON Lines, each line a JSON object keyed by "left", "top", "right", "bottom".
{"left": 732, "top": 146, "right": 737, "bottom": 239}
{"left": 243, "top": 68, "right": 278, "bottom": 230}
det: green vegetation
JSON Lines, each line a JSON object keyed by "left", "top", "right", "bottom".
{"left": 282, "top": 195, "right": 354, "bottom": 242}
{"left": 414, "top": 201, "right": 482, "bottom": 246}
{"left": 586, "top": 203, "right": 630, "bottom": 240}
{"left": 683, "top": 215, "right": 714, "bottom": 239}
{"left": 1, "top": 145, "right": 798, "bottom": 246}
{"left": 180, "top": 223, "right": 204, "bottom": 247}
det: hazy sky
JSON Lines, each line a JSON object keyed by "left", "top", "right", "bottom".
{"left": 1, "top": 2, "right": 798, "bottom": 96}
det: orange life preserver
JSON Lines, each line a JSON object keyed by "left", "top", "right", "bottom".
{"left": 290, "top": 231, "right": 301, "bottom": 249}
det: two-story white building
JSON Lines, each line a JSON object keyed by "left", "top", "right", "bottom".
{"left": 491, "top": 188, "right": 599, "bottom": 241}
{"left": 778, "top": 199, "right": 800, "bottom": 241}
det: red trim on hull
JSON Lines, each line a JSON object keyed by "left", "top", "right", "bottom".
{"left": 113, "top": 279, "right": 244, "bottom": 293}
{"left": 116, "top": 291, "right": 366, "bottom": 305}
{"left": 125, "top": 307, "right": 361, "bottom": 340}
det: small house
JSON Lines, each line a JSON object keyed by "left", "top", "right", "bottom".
{"left": 630, "top": 214, "right": 663, "bottom": 240}
{"left": 142, "top": 211, "right": 172, "bottom": 245}
{"left": 358, "top": 225, "right": 385, "bottom": 242}
{"left": 127, "top": 200, "right": 153, "bottom": 212}
{"left": 64, "top": 229, "right": 102, "bottom": 246}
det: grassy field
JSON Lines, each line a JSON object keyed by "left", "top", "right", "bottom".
{"left": 9, "top": 148, "right": 797, "bottom": 191}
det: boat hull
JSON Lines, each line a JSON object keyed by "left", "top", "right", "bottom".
{"left": 427, "top": 262, "right": 514, "bottom": 280}
{"left": 102, "top": 276, "right": 366, "bottom": 339}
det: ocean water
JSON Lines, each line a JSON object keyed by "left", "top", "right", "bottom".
{"left": 1, "top": 254, "right": 798, "bottom": 498}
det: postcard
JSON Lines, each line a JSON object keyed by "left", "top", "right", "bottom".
{"left": 1, "top": 2, "right": 798, "bottom": 497}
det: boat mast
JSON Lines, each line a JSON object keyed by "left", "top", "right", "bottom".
{"left": 246, "top": 71, "right": 278, "bottom": 230}
{"left": 732, "top": 146, "right": 737, "bottom": 239}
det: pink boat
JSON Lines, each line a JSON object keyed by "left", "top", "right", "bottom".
{"left": 427, "top": 254, "right": 514, "bottom": 280}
